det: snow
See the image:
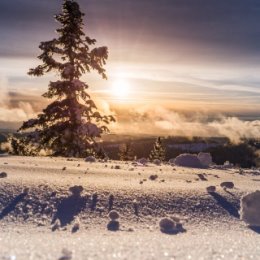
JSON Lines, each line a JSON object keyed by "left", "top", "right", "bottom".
{"left": 174, "top": 153, "right": 203, "bottom": 168}
{"left": 198, "top": 152, "right": 213, "bottom": 167}
{"left": 240, "top": 190, "right": 260, "bottom": 227}
{"left": 1, "top": 156, "right": 260, "bottom": 260}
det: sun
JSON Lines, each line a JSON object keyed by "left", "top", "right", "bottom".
{"left": 111, "top": 78, "right": 130, "bottom": 99}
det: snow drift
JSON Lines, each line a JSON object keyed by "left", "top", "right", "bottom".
{"left": 174, "top": 153, "right": 203, "bottom": 168}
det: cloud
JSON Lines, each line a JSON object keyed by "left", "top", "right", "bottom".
{"left": 0, "top": 79, "right": 46, "bottom": 122}
{"left": 110, "top": 105, "right": 260, "bottom": 143}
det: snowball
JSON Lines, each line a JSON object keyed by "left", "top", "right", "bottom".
{"left": 198, "top": 152, "right": 213, "bottom": 167}
{"left": 85, "top": 156, "right": 96, "bottom": 162}
{"left": 107, "top": 220, "right": 120, "bottom": 231}
{"left": 206, "top": 186, "right": 216, "bottom": 193}
{"left": 149, "top": 174, "right": 158, "bottom": 181}
{"left": 108, "top": 210, "right": 120, "bottom": 220}
{"left": 0, "top": 172, "right": 7, "bottom": 178}
{"left": 69, "top": 185, "right": 83, "bottom": 196}
{"left": 159, "top": 217, "right": 175, "bottom": 232}
{"left": 174, "top": 154, "right": 203, "bottom": 168}
{"left": 159, "top": 217, "right": 183, "bottom": 234}
{"left": 240, "top": 190, "right": 260, "bottom": 227}
{"left": 220, "top": 181, "right": 234, "bottom": 189}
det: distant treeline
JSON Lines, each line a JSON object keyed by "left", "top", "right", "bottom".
{"left": 0, "top": 131, "right": 259, "bottom": 168}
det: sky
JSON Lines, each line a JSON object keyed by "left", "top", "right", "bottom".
{"left": 0, "top": 0, "right": 260, "bottom": 138}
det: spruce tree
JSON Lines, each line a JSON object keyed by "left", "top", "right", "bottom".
{"left": 118, "top": 142, "right": 135, "bottom": 161}
{"left": 13, "top": 0, "right": 115, "bottom": 157}
{"left": 149, "top": 137, "right": 166, "bottom": 161}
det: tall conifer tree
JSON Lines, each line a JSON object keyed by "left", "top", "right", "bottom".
{"left": 13, "top": 0, "right": 115, "bottom": 157}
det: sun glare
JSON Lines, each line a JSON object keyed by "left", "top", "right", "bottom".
{"left": 111, "top": 78, "right": 130, "bottom": 99}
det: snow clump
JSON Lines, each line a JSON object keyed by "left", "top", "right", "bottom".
{"left": 240, "top": 190, "right": 260, "bottom": 227}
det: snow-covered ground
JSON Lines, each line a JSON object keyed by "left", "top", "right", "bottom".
{"left": 0, "top": 155, "right": 260, "bottom": 260}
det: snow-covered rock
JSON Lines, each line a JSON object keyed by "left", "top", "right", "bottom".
{"left": 174, "top": 154, "right": 203, "bottom": 168}
{"left": 198, "top": 152, "right": 213, "bottom": 167}
{"left": 240, "top": 190, "right": 260, "bottom": 227}
{"left": 85, "top": 156, "right": 96, "bottom": 163}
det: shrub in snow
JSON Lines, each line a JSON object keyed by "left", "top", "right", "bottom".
{"left": 240, "top": 190, "right": 260, "bottom": 227}
{"left": 198, "top": 152, "right": 213, "bottom": 167}
{"left": 138, "top": 158, "right": 148, "bottom": 165}
{"left": 108, "top": 210, "right": 120, "bottom": 220}
{"left": 174, "top": 154, "right": 203, "bottom": 168}
{"left": 220, "top": 181, "right": 234, "bottom": 189}
{"left": 115, "top": 165, "right": 121, "bottom": 170}
{"left": 85, "top": 156, "right": 96, "bottom": 163}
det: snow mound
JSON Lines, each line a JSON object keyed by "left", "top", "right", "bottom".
{"left": 198, "top": 152, "right": 212, "bottom": 167}
{"left": 153, "top": 159, "right": 161, "bottom": 165}
{"left": 85, "top": 156, "right": 96, "bottom": 162}
{"left": 240, "top": 190, "right": 260, "bottom": 227}
{"left": 174, "top": 154, "right": 203, "bottom": 168}
{"left": 138, "top": 158, "right": 148, "bottom": 165}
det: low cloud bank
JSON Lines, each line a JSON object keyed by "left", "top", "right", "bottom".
{"left": 0, "top": 90, "right": 259, "bottom": 143}
{"left": 111, "top": 106, "right": 260, "bottom": 143}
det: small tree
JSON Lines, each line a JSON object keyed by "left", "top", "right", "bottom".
{"left": 13, "top": 0, "right": 115, "bottom": 157}
{"left": 149, "top": 137, "right": 166, "bottom": 161}
{"left": 118, "top": 142, "right": 135, "bottom": 161}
